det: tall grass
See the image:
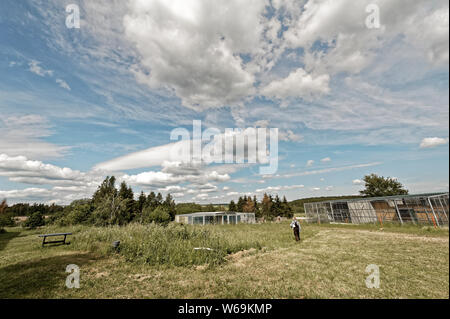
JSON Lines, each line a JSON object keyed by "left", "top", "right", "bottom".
{"left": 67, "top": 223, "right": 265, "bottom": 267}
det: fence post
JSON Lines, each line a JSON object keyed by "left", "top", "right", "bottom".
{"left": 428, "top": 198, "right": 440, "bottom": 227}
{"left": 393, "top": 200, "right": 404, "bottom": 225}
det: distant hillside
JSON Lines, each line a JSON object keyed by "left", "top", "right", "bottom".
{"left": 289, "top": 195, "right": 363, "bottom": 215}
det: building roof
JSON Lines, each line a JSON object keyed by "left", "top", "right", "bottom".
{"left": 177, "top": 211, "right": 255, "bottom": 217}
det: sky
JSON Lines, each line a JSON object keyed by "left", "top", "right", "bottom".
{"left": 0, "top": 0, "right": 448, "bottom": 205}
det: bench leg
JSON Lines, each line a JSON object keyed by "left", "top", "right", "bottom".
{"left": 63, "top": 235, "right": 67, "bottom": 245}
{"left": 42, "top": 236, "right": 46, "bottom": 247}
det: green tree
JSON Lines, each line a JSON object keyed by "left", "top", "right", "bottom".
{"left": 271, "top": 195, "right": 282, "bottom": 217}
{"left": 228, "top": 200, "right": 237, "bottom": 212}
{"left": 23, "top": 211, "right": 45, "bottom": 229}
{"left": 163, "top": 193, "right": 176, "bottom": 221}
{"left": 118, "top": 181, "right": 136, "bottom": 221}
{"left": 0, "top": 200, "right": 14, "bottom": 231}
{"left": 137, "top": 191, "right": 147, "bottom": 223}
{"left": 261, "top": 193, "right": 272, "bottom": 220}
{"left": 143, "top": 205, "right": 171, "bottom": 225}
{"left": 281, "top": 196, "right": 293, "bottom": 218}
{"left": 92, "top": 176, "right": 117, "bottom": 206}
{"left": 236, "top": 197, "right": 245, "bottom": 212}
{"left": 360, "top": 174, "right": 409, "bottom": 197}
{"left": 146, "top": 192, "right": 158, "bottom": 211}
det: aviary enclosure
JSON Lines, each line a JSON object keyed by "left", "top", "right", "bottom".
{"left": 304, "top": 193, "right": 449, "bottom": 227}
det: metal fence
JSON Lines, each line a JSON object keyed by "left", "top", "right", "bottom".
{"left": 304, "top": 193, "right": 449, "bottom": 227}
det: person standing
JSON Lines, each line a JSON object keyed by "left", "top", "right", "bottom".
{"left": 290, "top": 217, "right": 301, "bottom": 242}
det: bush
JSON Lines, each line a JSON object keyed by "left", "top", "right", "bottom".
{"left": 23, "top": 211, "right": 45, "bottom": 229}
{"left": 144, "top": 206, "right": 171, "bottom": 225}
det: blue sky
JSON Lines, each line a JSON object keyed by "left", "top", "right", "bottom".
{"left": 0, "top": 0, "right": 448, "bottom": 204}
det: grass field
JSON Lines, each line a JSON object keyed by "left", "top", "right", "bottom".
{"left": 0, "top": 222, "right": 448, "bottom": 298}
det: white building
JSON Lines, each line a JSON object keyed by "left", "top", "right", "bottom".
{"left": 175, "top": 211, "right": 256, "bottom": 225}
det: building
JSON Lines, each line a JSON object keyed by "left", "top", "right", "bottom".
{"left": 304, "top": 193, "right": 449, "bottom": 227}
{"left": 175, "top": 211, "right": 256, "bottom": 225}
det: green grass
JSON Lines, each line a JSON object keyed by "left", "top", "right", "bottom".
{"left": 0, "top": 222, "right": 448, "bottom": 298}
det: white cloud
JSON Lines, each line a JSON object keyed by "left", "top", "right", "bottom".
{"left": 306, "top": 160, "right": 314, "bottom": 167}
{"left": 279, "top": 130, "right": 304, "bottom": 142}
{"left": 56, "top": 79, "right": 71, "bottom": 90}
{"left": 28, "top": 60, "right": 53, "bottom": 77}
{"left": 320, "top": 157, "right": 331, "bottom": 163}
{"left": 419, "top": 137, "right": 449, "bottom": 148}
{"left": 283, "top": 162, "right": 382, "bottom": 178}
{"left": 0, "top": 153, "right": 101, "bottom": 188}
{"left": 256, "top": 184, "right": 304, "bottom": 193}
{"left": 352, "top": 179, "right": 364, "bottom": 185}
{"left": 260, "top": 68, "right": 330, "bottom": 102}
{"left": 0, "top": 115, "right": 68, "bottom": 159}
{"left": 123, "top": 0, "right": 266, "bottom": 110}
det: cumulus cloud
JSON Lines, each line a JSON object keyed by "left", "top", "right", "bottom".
{"left": 279, "top": 130, "right": 304, "bottom": 142}
{"left": 260, "top": 68, "right": 330, "bottom": 102}
{"left": 320, "top": 157, "right": 331, "bottom": 163}
{"left": 306, "top": 160, "right": 314, "bottom": 167}
{"left": 123, "top": 0, "right": 265, "bottom": 109}
{"left": 419, "top": 137, "right": 449, "bottom": 148}
{"left": 352, "top": 179, "right": 364, "bottom": 185}
{"left": 0, "top": 153, "right": 95, "bottom": 186}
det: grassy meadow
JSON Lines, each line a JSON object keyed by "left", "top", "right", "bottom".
{"left": 0, "top": 222, "right": 448, "bottom": 298}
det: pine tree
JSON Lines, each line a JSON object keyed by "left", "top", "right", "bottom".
{"left": 261, "top": 193, "right": 272, "bottom": 220}
{"left": 228, "top": 200, "right": 237, "bottom": 211}
{"left": 282, "top": 196, "right": 293, "bottom": 218}
{"left": 163, "top": 193, "right": 176, "bottom": 221}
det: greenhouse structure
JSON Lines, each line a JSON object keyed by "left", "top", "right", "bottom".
{"left": 304, "top": 193, "right": 449, "bottom": 227}
{"left": 175, "top": 211, "right": 256, "bottom": 225}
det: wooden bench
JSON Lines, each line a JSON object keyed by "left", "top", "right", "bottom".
{"left": 38, "top": 233, "right": 72, "bottom": 247}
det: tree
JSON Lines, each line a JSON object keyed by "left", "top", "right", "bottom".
{"left": 253, "top": 195, "right": 261, "bottom": 217}
{"left": 243, "top": 196, "right": 255, "bottom": 212}
{"left": 360, "top": 174, "right": 409, "bottom": 197}
{"left": 143, "top": 205, "right": 171, "bottom": 225}
{"left": 236, "top": 197, "right": 245, "bottom": 212}
{"left": 118, "top": 181, "right": 136, "bottom": 221}
{"left": 146, "top": 192, "right": 158, "bottom": 211}
{"left": 261, "top": 193, "right": 273, "bottom": 220}
{"left": 271, "top": 195, "right": 282, "bottom": 217}
{"left": 23, "top": 211, "right": 45, "bottom": 229}
{"left": 163, "top": 193, "right": 176, "bottom": 221}
{"left": 282, "top": 196, "right": 293, "bottom": 218}
{"left": 0, "top": 200, "right": 14, "bottom": 232}
{"left": 137, "top": 191, "right": 147, "bottom": 223}
{"left": 228, "top": 200, "right": 237, "bottom": 212}
{"left": 92, "top": 176, "right": 117, "bottom": 206}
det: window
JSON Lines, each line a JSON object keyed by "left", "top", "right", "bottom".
{"left": 205, "top": 216, "right": 214, "bottom": 224}
{"left": 193, "top": 216, "right": 203, "bottom": 224}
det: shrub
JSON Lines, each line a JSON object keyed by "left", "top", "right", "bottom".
{"left": 23, "top": 211, "right": 45, "bottom": 229}
{"left": 144, "top": 206, "right": 171, "bottom": 225}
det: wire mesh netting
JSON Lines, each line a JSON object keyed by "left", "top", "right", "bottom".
{"left": 304, "top": 193, "right": 449, "bottom": 227}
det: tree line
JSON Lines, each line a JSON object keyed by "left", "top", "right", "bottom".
{"left": 228, "top": 193, "right": 293, "bottom": 220}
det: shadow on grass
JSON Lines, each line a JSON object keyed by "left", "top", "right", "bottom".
{"left": 0, "top": 230, "right": 21, "bottom": 252}
{"left": 0, "top": 252, "right": 100, "bottom": 298}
